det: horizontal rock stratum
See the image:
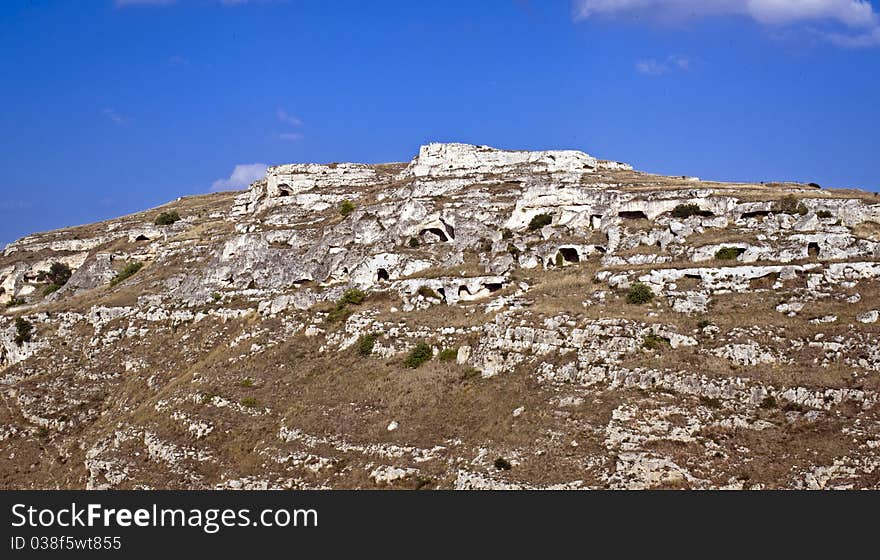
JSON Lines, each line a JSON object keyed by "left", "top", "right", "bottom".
{"left": 1, "top": 142, "right": 879, "bottom": 489}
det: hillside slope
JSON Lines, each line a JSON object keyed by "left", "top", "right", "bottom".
{"left": 2, "top": 142, "right": 879, "bottom": 489}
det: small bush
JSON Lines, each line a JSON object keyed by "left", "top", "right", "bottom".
{"left": 43, "top": 284, "right": 61, "bottom": 296}
{"left": 760, "top": 395, "right": 777, "bottom": 409}
{"left": 110, "top": 262, "right": 144, "bottom": 287}
{"left": 773, "top": 195, "right": 807, "bottom": 216}
{"left": 240, "top": 397, "right": 259, "bottom": 408}
{"left": 326, "top": 305, "right": 352, "bottom": 324}
{"left": 200, "top": 393, "right": 216, "bottom": 405}
{"left": 555, "top": 253, "right": 564, "bottom": 268}
{"left": 14, "top": 317, "right": 33, "bottom": 346}
{"left": 671, "top": 204, "right": 707, "bottom": 219}
{"left": 494, "top": 457, "right": 512, "bottom": 471}
{"left": 697, "top": 319, "right": 712, "bottom": 329}
{"left": 357, "top": 333, "right": 378, "bottom": 356}
{"left": 408, "top": 237, "right": 420, "bottom": 248}
{"left": 715, "top": 247, "right": 744, "bottom": 261}
{"left": 238, "top": 378, "right": 253, "bottom": 388}
{"left": 438, "top": 347, "right": 458, "bottom": 362}
{"left": 417, "top": 286, "right": 441, "bottom": 300}
{"left": 339, "top": 288, "right": 366, "bottom": 306}
{"left": 626, "top": 282, "right": 654, "bottom": 305}
{"left": 461, "top": 367, "right": 481, "bottom": 380}
{"left": 507, "top": 243, "right": 520, "bottom": 257}
{"left": 154, "top": 210, "right": 180, "bottom": 226}
{"left": 642, "top": 333, "right": 669, "bottom": 351}
{"left": 404, "top": 342, "right": 433, "bottom": 369}
{"left": 528, "top": 214, "right": 552, "bottom": 231}
{"left": 211, "top": 292, "right": 222, "bottom": 302}
{"left": 42, "top": 262, "right": 71, "bottom": 287}
{"left": 36, "top": 426, "right": 50, "bottom": 438}
{"left": 816, "top": 210, "right": 833, "bottom": 219}
{"left": 339, "top": 200, "right": 355, "bottom": 216}
{"left": 6, "top": 297, "right": 25, "bottom": 308}
{"left": 501, "top": 228, "right": 513, "bottom": 240}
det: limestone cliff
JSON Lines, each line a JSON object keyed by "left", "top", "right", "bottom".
{"left": 1, "top": 143, "right": 879, "bottom": 489}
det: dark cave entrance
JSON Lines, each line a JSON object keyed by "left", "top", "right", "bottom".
{"left": 558, "top": 247, "right": 580, "bottom": 264}
{"left": 377, "top": 268, "right": 390, "bottom": 282}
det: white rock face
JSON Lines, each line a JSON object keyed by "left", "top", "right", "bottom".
{"left": 401, "top": 142, "right": 606, "bottom": 179}
{"left": 266, "top": 163, "right": 377, "bottom": 197}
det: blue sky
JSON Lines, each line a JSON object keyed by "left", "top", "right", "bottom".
{"left": 1, "top": 0, "right": 879, "bottom": 245}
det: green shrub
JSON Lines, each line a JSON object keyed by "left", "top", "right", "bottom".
{"left": 238, "top": 378, "right": 253, "bottom": 388}
{"left": 417, "top": 286, "right": 441, "bottom": 300}
{"left": 339, "top": 288, "right": 366, "bottom": 306}
{"left": 154, "top": 210, "right": 180, "bottom": 226}
{"left": 816, "top": 210, "right": 833, "bottom": 219}
{"left": 527, "top": 214, "right": 552, "bottom": 231}
{"left": 773, "top": 195, "right": 807, "bottom": 216}
{"left": 438, "top": 347, "right": 458, "bottom": 362}
{"left": 357, "top": 333, "right": 378, "bottom": 356}
{"left": 697, "top": 319, "right": 712, "bottom": 329}
{"left": 200, "top": 392, "right": 216, "bottom": 405}
{"left": 211, "top": 292, "right": 222, "bottom": 302}
{"left": 339, "top": 200, "right": 355, "bottom": 216}
{"left": 494, "top": 457, "right": 512, "bottom": 471}
{"left": 671, "top": 204, "right": 708, "bottom": 219}
{"left": 642, "top": 333, "right": 669, "bottom": 351}
{"left": 326, "top": 305, "right": 352, "bottom": 324}
{"left": 43, "top": 284, "right": 61, "bottom": 296}
{"left": 240, "top": 397, "right": 259, "bottom": 408}
{"left": 507, "top": 243, "right": 520, "bottom": 257}
{"left": 501, "top": 228, "right": 513, "bottom": 240}
{"left": 404, "top": 342, "right": 433, "bottom": 369}
{"left": 41, "top": 262, "right": 71, "bottom": 287}
{"left": 626, "top": 282, "right": 654, "bottom": 305}
{"left": 6, "top": 297, "right": 25, "bottom": 308}
{"left": 408, "top": 237, "right": 420, "bottom": 248}
{"left": 715, "top": 247, "right": 743, "bottom": 261}
{"left": 110, "top": 262, "right": 144, "bottom": 287}
{"left": 14, "top": 317, "right": 33, "bottom": 346}
{"left": 555, "top": 253, "right": 564, "bottom": 268}
{"left": 760, "top": 395, "right": 777, "bottom": 409}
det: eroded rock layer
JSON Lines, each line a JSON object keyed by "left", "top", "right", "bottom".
{"left": 1, "top": 143, "right": 879, "bottom": 489}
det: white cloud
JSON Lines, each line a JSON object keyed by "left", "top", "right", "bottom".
{"left": 276, "top": 108, "right": 303, "bottom": 127}
{"left": 573, "top": 0, "right": 880, "bottom": 46}
{"left": 211, "top": 163, "right": 267, "bottom": 192}
{"left": 101, "top": 108, "right": 131, "bottom": 125}
{"left": 278, "top": 132, "right": 304, "bottom": 141}
{"left": 636, "top": 55, "right": 690, "bottom": 75}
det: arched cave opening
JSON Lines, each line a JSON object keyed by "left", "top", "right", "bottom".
{"left": 420, "top": 228, "right": 449, "bottom": 242}
{"left": 619, "top": 211, "right": 648, "bottom": 220}
{"left": 558, "top": 248, "right": 580, "bottom": 263}
{"left": 485, "top": 283, "right": 503, "bottom": 293}
{"left": 458, "top": 285, "right": 471, "bottom": 296}
{"left": 808, "top": 242, "right": 820, "bottom": 258}
{"left": 377, "top": 268, "right": 390, "bottom": 282}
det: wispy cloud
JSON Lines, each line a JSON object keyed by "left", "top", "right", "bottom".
{"left": 210, "top": 163, "right": 267, "bottom": 192}
{"left": 572, "top": 0, "right": 880, "bottom": 47}
{"left": 168, "top": 55, "right": 189, "bottom": 67}
{"left": 101, "top": 108, "right": 131, "bottom": 126}
{"left": 277, "top": 132, "right": 304, "bottom": 141}
{"left": 276, "top": 108, "right": 303, "bottom": 127}
{"left": 276, "top": 107, "right": 304, "bottom": 141}
{"left": 636, "top": 55, "right": 690, "bottom": 76}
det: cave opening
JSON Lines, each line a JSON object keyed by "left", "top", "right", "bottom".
{"left": 808, "top": 242, "right": 820, "bottom": 258}
{"left": 619, "top": 211, "right": 648, "bottom": 220}
{"left": 485, "top": 283, "right": 503, "bottom": 293}
{"left": 558, "top": 247, "right": 580, "bottom": 263}
{"left": 377, "top": 268, "right": 390, "bottom": 282}
{"left": 420, "top": 228, "right": 449, "bottom": 242}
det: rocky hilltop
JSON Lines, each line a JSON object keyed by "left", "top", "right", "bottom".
{"left": 2, "top": 142, "right": 879, "bottom": 489}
